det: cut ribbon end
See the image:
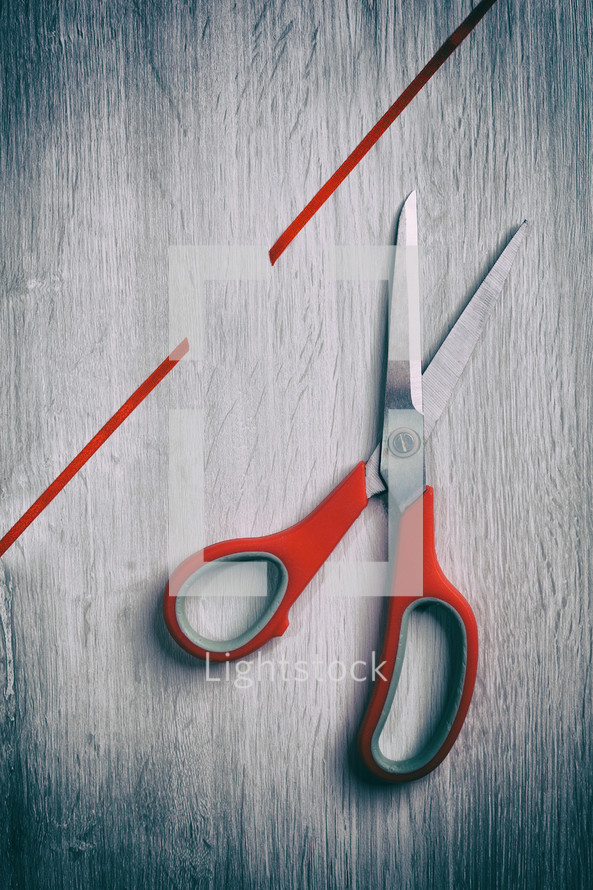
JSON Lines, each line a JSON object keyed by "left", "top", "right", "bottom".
{"left": 269, "top": 243, "right": 282, "bottom": 267}
{"left": 169, "top": 338, "right": 190, "bottom": 361}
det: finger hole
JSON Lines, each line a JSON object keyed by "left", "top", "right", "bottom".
{"left": 377, "top": 601, "right": 466, "bottom": 765}
{"left": 177, "top": 554, "right": 287, "bottom": 649}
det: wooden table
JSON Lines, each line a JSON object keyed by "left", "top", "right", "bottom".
{"left": 1, "top": 1, "right": 591, "bottom": 887}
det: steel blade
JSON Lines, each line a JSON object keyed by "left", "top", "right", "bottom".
{"left": 384, "top": 190, "right": 422, "bottom": 414}
{"left": 381, "top": 191, "right": 425, "bottom": 522}
{"left": 422, "top": 221, "right": 527, "bottom": 439}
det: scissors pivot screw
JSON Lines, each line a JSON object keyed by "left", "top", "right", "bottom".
{"left": 388, "top": 428, "right": 421, "bottom": 458}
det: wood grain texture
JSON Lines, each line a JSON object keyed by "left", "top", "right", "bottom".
{"left": 1, "top": 0, "right": 592, "bottom": 887}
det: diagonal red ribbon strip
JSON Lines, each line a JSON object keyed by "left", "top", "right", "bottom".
{"left": 0, "top": 338, "right": 189, "bottom": 559}
{"left": 269, "top": 0, "right": 499, "bottom": 265}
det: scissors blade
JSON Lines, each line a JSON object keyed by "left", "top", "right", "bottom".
{"left": 422, "top": 221, "right": 527, "bottom": 439}
{"left": 367, "top": 219, "right": 527, "bottom": 498}
{"left": 380, "top": 190, "right": 425, "bottom": 518}
{"left": 384, "top": 190, "right": 423, "bottom": 415}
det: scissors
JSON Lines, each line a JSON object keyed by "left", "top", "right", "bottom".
{"left": 164, "top": 193, "right": 526, "bottom": 781}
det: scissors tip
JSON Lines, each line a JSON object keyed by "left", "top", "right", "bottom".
{"left": 397, "top": 192, "right": 418, "bottom": 247}
{"left": 404, "top": 190, "right": 417, "bottom": 214}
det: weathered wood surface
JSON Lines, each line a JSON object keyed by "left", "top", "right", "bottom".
{"left": 1, "top": 1, "right": 592, "bottom": 887}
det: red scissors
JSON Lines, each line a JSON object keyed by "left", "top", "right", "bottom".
{"left": 164, "top": 193, "right": 526, "bottom": 781}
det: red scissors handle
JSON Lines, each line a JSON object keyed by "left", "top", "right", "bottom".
{"left": 163, "top": 462, "right": 369, "bottom": 661}
{"left": 164, "top": 471, "right": 477, "bottom": 781}
{"left": 358, "top": 486, "right": 478, "bottom": 781}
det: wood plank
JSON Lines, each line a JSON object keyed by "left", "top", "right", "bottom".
{"left": 0, "top": 0, "right": 591, "bottom": 887}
